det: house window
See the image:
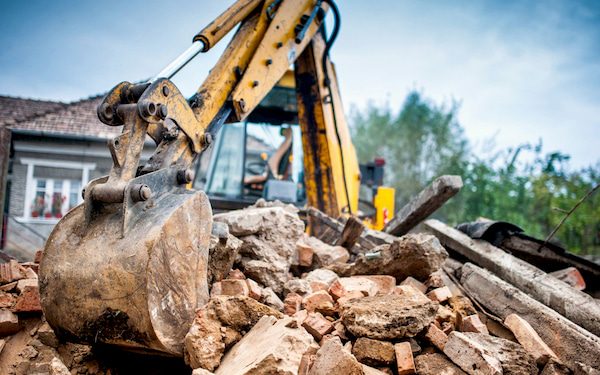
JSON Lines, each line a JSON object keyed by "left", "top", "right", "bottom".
{"left": 21, "top": 158, "right": 96, "bottom": 222}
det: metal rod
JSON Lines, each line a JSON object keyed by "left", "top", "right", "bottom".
{"left": 150, "top": 40, "right": 205, "bottom": 82}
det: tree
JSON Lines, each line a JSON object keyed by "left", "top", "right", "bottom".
{"left": 350, "top": 91, "right": 600, "bottom": 255}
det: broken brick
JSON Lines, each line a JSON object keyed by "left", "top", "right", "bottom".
{"left": 0, "top": 309, "right": 20, "bottom": 336}
{"left": 400, "top": 277, "right": 427, "bottom": 294}
{"left": 426, "top": 286, "right": 452, "bottom": 303}
{"left": 302, "top": 290, "right": 335, "bottom": 315}
{"left": 424, "top": 323, "right": 448, "bottom": 351}
{"left": 13, "top": 285, "right": 42, "bottom": 313}
{"left": 460, "top": 314, "right": 489, "bottom": 335}
{"left": 394, "top": 342, "right": 416, "bottom": 375}
{"left": 245, "top": 278, "right": 262, "bottom": 301}
{"left": 284, "top": 293, "right": 303, "bottom": 316}
{"left": 504, "top": 313, "right": 558, "bottom": 366}
{"left": 302, "top": 312, "right": 334, "bottom": 341}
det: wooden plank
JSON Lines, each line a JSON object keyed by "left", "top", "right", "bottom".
{"left": 423, "top": 219, "right": 600, "bottom": 337}
{"left": 460, "top": 262, "right": 600, "bottom": 370}
{"left": 336, "top": 216, "right": 365, "bottom": 250}
{"left": 306, "top": 207, "right": 379, "bottom": 252}
{"left": 384, "top": 175, "right": 462, "bottom": 236}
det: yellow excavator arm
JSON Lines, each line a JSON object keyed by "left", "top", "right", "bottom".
{"left": 39, "top": 0, "right": 394, "bottom": 355}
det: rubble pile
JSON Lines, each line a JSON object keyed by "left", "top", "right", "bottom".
{"left": 0, "top": 199, "right": 598, "bottom": 374}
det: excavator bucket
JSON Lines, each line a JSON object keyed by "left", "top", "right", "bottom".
{"left": 38, "top": 168, "right": 213, "bottom": 356}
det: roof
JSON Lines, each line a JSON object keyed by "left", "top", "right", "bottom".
{"left": 0, "top": 95, "right": 121, "bottom": 140}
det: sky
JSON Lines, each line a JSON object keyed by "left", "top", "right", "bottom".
{"left": 1, "top": 0, "right": 599, "bottom": 168}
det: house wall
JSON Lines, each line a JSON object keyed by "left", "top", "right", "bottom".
{"left": 4, "top": 134, "right": 154, "bottom": 260}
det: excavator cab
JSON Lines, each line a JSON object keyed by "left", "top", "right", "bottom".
{"left": 197, "top": 77, "right": 306, "bottom": 211}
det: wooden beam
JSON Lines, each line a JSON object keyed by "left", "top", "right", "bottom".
{"left": 423, "top": 219, "right": 600, "bottom": 337}
{"left": 336, "top": 216, "right": 365, "bottom": 250}
{"left": 384, "top": 175, "right": 462, "bottom": 236}
{"left": 460, "top": 262, "right": 600, "bottom": 371}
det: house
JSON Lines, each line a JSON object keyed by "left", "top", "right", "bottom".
{"left": 0, "top": 95, "right": 122, "bottom": 260}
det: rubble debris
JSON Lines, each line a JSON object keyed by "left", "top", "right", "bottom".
{"left": 444, "top": 331, "right": 537, "bottom": 375}
{"left": 214, "top": 206, "right": 304, "bottom": 294}
{"left": 302, "top": 290, "right": 335, "bottom": 315}
{"left": 352, "top": 337, "right": 396, "bottom": 367}
{"left": 304, "top": 268, "right": 339, "bottom": 287}
{"left": 540, "top": 359, "right": 571, "bottom": 375}
{"left": 308, "top": 336, "right": 364, "bottom": 375}
{"left": 384, "top": 175, "right": 463, "bottom": 236}
{"left": 49, "top": 356, "right": 70, "bottom": 375}
{"left": 260, "top": 286, "right": 284, "bottom": 311}
{"left": 337, "top": 216, "right": 367, "bottom": 250}
{"left": 215, "top": 315, "right": 315, "bottom": 375}
{"left": 504, "top": 313, "right": 558, "bottom": 366}
{"left": 460, "top": 314, "right": 489, "bottom": 335}
{"left": 414, "top": 353, "right": 467, "bottom": 375}
{"left": 329, "top": 277, "right": 379, "bottom": 299}
{"left": 425, "top": 219, "right": 600, "bottom": 337}
{"left": 297, "top": 234, "right": 350, "bottom": 267}
{"left": 302, "top": 311, "right": 334, "bottom": 341}
{"left": 460, "top": 262, "right": 600, "bottom": 371}
{"left": 13, "top": 284, "right": 42, "bottom": 313}
{"left": 330, "top": 233, "right": 448, "bottom": 282}
{"left": 399, "top": 276, "right": 427, "bottom": 293}
{"left": 394, "top": 341, "right": 416, "bottom": 375}
{"left": 426, "top": 286, "right": 452, "bottom": 303}
{"left": 207, "top": 224, "right": 242, "bottom": 285}
{"left": 549, "top": 267, "right": 586, "bottom": 291}
{"left": 340, "top": 294, "right": 438, "bottom": 340}
{"left": 285, "top": 278, "right": 313, "bottom": 296}
{"left": 0, "top": 308, "right": 19, "bottom": 336}
{"left": 424, "top": 323, "right": 448, "bottom": 351}
{"left": 284, "top": 292, "right": 304, "bottom": 316}
{"left": 0, "top": 260, "right": 27, "bottom": 284}
{"left": 184, "top": 295, "right": 283, "bottom": 371}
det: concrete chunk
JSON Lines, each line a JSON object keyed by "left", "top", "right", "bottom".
{"left": 414, "top": 353, "right": 467, "bottom": 375}
{"left": 308, "top": 336, "right": 364, "bottom": 375}
{"left": 352, "top": 337, "right": 395, "bottom": 366}
{"left": 216, "top": 316, "right": 315, "bottom": 375}
{"left": 330, "top": 233, "right": 448, "bottom": 281}
{"left": 0, "top": 308, "right": 19, "bottom": 336}
{"left": 444, "top": 331, "right": 538, "bottom": 375}
{"left": 340, "top": 294, "right": 438, "bottom": 340}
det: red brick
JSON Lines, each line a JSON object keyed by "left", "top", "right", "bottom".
{"left": 220, "top": 279, "right": 249, "bottom": 296}
{"left": 460, "top": 314, "right": 489, "bottom": 334}
{"left": 400, "top": 276, "right": 427, "bottom": 294}
{"left": 424, "top": 324, "right": 448, "bottom": 351}
{"left": 284, "top": 293, "right": 303, "bottom": 316}
{"left": 210, "top": 281, "right": 222, "bottom": 297}
{"left": 0, "top": 291, "right": 15, "bottom": 309}
{"left": 296, "top": 243, "right": 314, "bottom": 267}
{"left": 245, "top": 279, "right": 262, "bottom": 301}
{"left": 504, "top": 313, "right": 558, "bottom": 366}
{"left": 329, "top": 277, "right": 378, "bottom": 300}
{"left": 302, "top": 312, "right": 334, "bottom": 341}
{"left": 549, "top": 267, "right": 586, "bottom": 291}
{"left": 12, "top": 285, "right": 42, "bottom": 313}
{"left": 426, "top": 286, "right": 452, "bottom": 303}
{"left": 394, "top": 342, "right": 416, "bottom": 375}
{"left": 302, "top": 290, "right": 335, "bottom": 315}
{"left": 0, "top": 261, "right": 27, "bottom": 284}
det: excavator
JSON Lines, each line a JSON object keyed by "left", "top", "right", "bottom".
{"left": 39, "top": 0, "right": 395, "bottom": 356}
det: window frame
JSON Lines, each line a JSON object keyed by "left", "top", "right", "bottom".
{"left": 19, "top": 158, "right": 96, "bottom": 224}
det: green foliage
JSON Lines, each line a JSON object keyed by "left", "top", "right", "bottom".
{"left": 350, "top": 92, "right": 600, "bottom": 255}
